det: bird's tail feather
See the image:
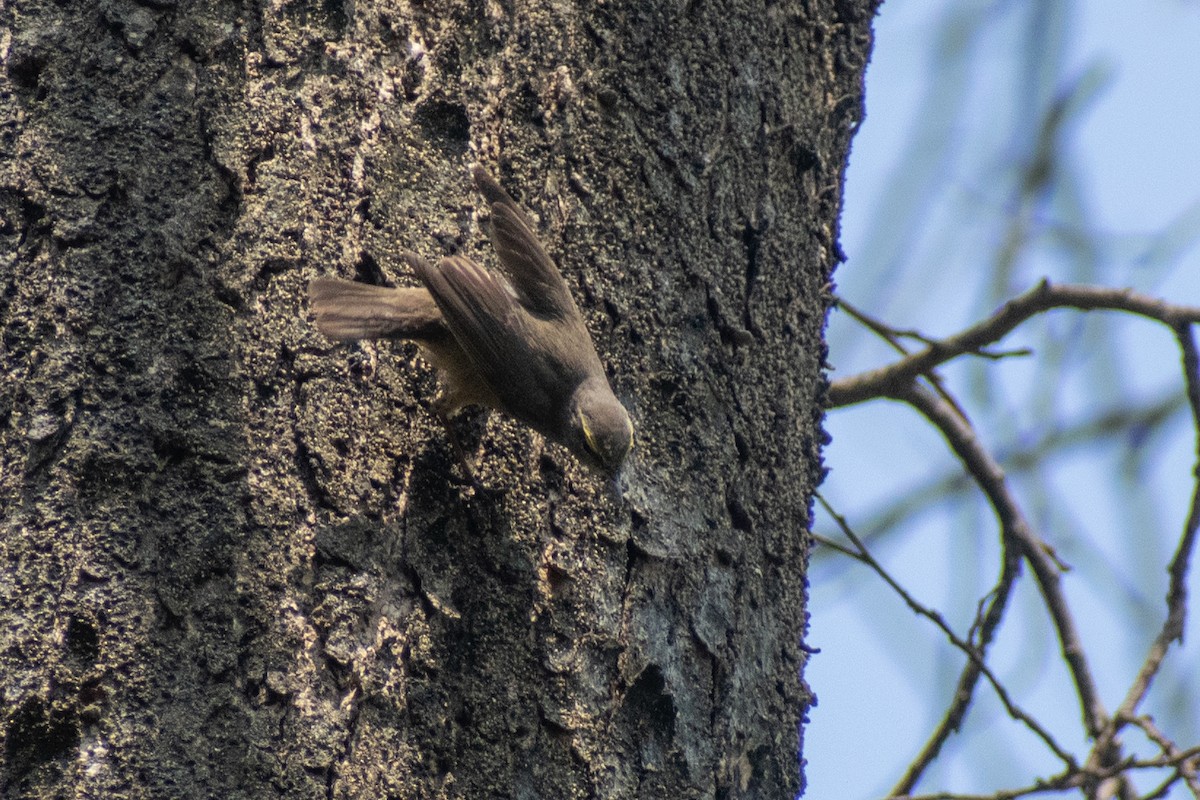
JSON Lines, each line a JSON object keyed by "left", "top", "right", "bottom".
{"left": 308, "top": 277, "right": 445, "bottom": 341}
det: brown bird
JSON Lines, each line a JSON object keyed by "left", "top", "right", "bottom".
{"left": 308, "top": 166, "right": 633, "bottom": 476}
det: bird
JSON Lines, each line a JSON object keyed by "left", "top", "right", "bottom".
{"left": 308, "top": 165, "right": 633, "bottom": 477}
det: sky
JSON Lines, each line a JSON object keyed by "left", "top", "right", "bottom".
{"left": 807, "top": 2, "right": 1200, "bottom": 797}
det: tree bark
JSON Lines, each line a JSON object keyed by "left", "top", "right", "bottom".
{"left": 0, "top": 0, "right": 873, "bottom": 797}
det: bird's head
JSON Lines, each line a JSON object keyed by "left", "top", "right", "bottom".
{"left": 565, "top": 380, "right": 634, "bottom": 476}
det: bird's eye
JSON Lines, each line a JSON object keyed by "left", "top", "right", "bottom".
{"left": 581, "top": 422, "right": 602, "bottom": 459}
{"left": 578, "top": 409, "right": 605, "bottom": 460}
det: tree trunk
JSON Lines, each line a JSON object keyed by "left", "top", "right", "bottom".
{"left": 0, "top": 1, "right": 873, "bottom": 797}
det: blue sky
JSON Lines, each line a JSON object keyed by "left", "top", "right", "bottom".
{"left": 808, "top": 2, "right": 1200, "bottom": 797}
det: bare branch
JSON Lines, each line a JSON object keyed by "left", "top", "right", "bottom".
{"left": 813, "top": 391, "right": 1183, "bottom": 564}
{"left": 1123, "top": 715, "right": 1200, "bottom": 799}
{"left": 835, "top": 296, "right": 974, "bottom": 422}
{"left": 816, "top": 494, "right": 1077, "bottom": 768}
{"left": 810, "top": 531, "right": 866, "bottom": 560}
{"left": 887, "top": 524, "right": 1020, "bottom": 796}
{"left": 826, "top": 281, "right": 1200, "bottom": 797}
{"left": 828, "top": 281, "right": 1200, "bottom": 409}
{"left": 897, "top": 384, "right": 1110, "bottom": 738}
{"left": 1088, "top": 324, "right": 1200, "bottom": 782}
{"left": 837, "top": 297, "right": 916, "bottom": 356}
{"left": 1140, "top": 771, "right": 1191, "bottom": 800}
{"left": 887, "top": 745, "right": 1200, "bottom": 800}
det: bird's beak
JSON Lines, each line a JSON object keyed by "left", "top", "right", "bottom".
{"left": 608, "top": 463, "right": 630, "bottom": 498}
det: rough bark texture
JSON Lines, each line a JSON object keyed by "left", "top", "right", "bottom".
{"left": 0, "top": 0, "right": 873, "bottom": 797}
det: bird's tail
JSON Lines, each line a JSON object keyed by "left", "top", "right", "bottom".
{"left": 308, "top": 277, "right": 445, "bottom": 342}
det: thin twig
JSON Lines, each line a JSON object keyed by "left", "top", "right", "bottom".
{"left": 889, "top": 506, "right": 1021, "bottom": 794}
{"left": 837, "top": 297, "right": 915, "bottom": 357}
{"left": 810, "top": 531, "right": 864, "bottom": 560}
{"left": 1140, "top": 771, "right": 1186, "bottom": 800}
{"left": 828, "top": 281, "right": 1200, "bottom": 409}
{"left": 1124, "top": 715, "right": 1200, "bottom": 799}
{"left": 899, "top": 384, "right": 1109, "bottom": 737}
{"left": 816, "top": 494, "right": 1076, "bottom": 768}
{"left": 888, "top": 745, "right": 1200, "bottom": 800}
{"left": 826, "top": 282, "right": 1200, "bottom": 797}
{"left": 812, "top": 391, "right": 1183, "bottom": 566}
{"left": 1088, "top": 324, "right": 1200, "bottom": 788}
{"left": 837, "top": 296, "right": 972, "bottom": 421}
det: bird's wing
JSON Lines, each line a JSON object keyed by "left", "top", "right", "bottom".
{"left": 472, "top": 166, "right": 577, "bottom": 319}
{"left": 413, "top": 254, "right": 551, "bottom": 418}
